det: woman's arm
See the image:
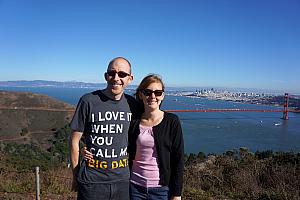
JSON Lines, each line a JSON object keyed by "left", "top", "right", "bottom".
{"left": 170, "top": 115, "right": 185, "bottom": 197}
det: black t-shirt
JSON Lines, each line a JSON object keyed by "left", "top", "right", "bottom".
{"left": 70, "top": 90, "right": 140, "bottom": 183}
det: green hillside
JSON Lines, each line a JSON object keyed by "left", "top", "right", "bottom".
{"left": 0, "top": 91, "right": 74, "bottom": 150}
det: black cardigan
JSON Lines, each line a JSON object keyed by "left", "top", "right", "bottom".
{"left": 128, "top": 112, "right": 184, "bottom": 196}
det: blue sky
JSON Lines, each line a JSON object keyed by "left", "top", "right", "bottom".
{"left": 0, "top": 0, "right": 299, "bottom": 94}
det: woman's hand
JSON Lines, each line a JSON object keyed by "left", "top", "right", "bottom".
{"left": 81, "top": 146, "right": 93, "bottom": 160}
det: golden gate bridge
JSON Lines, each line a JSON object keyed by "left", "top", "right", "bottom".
{"left": 166, "top": 93, "right": 300, "bottom": 120}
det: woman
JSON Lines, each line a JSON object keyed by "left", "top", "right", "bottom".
{"left": 82, "top": 74, "right": 184, "bottom": 200}
{"left": 128, "top": 74, "right": 184, "bottom": 200}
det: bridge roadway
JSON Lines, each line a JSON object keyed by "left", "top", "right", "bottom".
{"left": 166, "top": 109, "right": 300, "bottom": 113}
{"left": 1, "top": 106, "right": 300, "bottom": 113}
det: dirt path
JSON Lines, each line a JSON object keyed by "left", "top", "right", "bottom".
{"left": 0, "top": 130, "right": 56, "bottom": 142}
{"left": 0, "top": 106, "right": 74, "bottom": 112}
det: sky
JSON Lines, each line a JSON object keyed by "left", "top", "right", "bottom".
{"left": 0, "top": 0, "right": 300, "bottom": 94}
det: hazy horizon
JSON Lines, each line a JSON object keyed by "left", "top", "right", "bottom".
{"left": 0, "top": 79, "right": 293, "bottom": 95}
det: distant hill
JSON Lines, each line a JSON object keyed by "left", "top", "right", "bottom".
{"left": 0, "top": 80, "right": 140, "bottom": 90}
{"left": 0, "top": 80, "right": 106, "bottom": 88}
{"left": 0, "top": 90, "right": 75, "bottom": 150}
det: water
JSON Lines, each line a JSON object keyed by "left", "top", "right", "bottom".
{"left": 1, "top": 87, "right": 300, "bottom": 154}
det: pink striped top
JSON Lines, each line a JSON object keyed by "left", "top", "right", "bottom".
{"left": 130, "top": 124, "right": 161, "bottom": 188}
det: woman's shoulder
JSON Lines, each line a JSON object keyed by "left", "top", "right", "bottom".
{"left": 163, "top": 111, "right": 180, "bottom": 121}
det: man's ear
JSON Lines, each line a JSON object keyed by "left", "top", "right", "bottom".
{"left": 129, "top": 74, "right": 134, "bottom": 82}
{"left": 104, "top": 72, "right": 108, "bottom": 81}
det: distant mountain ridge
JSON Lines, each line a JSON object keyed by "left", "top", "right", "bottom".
{"left": 0, "top": 80, "right": 106, "bottom": 88}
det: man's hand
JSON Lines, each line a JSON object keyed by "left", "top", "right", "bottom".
{"left": 81, "top": 146, "right": 93, "bottom": 160}
{"left": 170, "top": 196, "right": 181, "bottom": 200}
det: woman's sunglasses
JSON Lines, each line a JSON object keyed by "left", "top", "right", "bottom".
{"left": 140, "top": 89, "right": 164, "bottom": 97}
{"left": 106, "top": 71, "right": 130, "bottom": 78}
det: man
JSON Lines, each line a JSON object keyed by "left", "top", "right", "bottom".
{"left": 70, "top": 57, "right": 140, "bottom": 200}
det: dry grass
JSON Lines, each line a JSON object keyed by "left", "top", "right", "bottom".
{"left": 1, "top": 150, "right": 299, "bottom": 200}
{"left": 0, "top": 166, "right": 76, "bottom": 200}
{"left": 183, "top": 150, "right": 300, "bottom": 200}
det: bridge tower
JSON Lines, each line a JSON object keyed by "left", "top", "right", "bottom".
{"left": 283, "top": 93, "right": 289, "bottom": 120}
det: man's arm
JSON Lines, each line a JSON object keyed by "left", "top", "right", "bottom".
{"left": 70, "top": 131, "right": 83, "bottom": 191}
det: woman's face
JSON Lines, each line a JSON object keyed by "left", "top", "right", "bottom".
{"left": 139, "top": 82, "right": 164, "bottom": 111}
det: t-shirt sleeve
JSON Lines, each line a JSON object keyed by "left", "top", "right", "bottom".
{"left": 70, "top": 97, "right": 88, "bottom": 132}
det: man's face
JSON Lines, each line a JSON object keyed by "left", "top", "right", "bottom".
{"left": 105, "top": 58, "right": 133, "bottom": 99}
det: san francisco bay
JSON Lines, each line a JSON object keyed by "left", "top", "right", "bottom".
{"left": 2, "top": 87, "right": 300, "bottom": 154}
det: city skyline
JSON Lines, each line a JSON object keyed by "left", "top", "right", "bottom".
{"left": 0, "top": 0, "right": 300, "bottom": 94}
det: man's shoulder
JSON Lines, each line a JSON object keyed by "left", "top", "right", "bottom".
{"left": 124, "top": 93, "right": 137, "bottom": 103}
{"left": 124, "top": 93, "right": 141, "bottom": 109}
{"left": 80, "top": 90, "right": 102, "bottom": 101}
{"left": 124, "top": 93, "right": 142, "bottom": 118}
